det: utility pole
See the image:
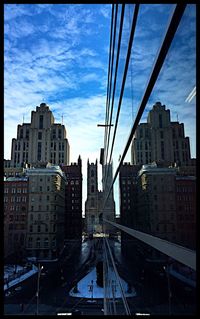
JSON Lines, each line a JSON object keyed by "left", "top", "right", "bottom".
{"left": 36, "top": 263, "right": 43, "bottom": 315}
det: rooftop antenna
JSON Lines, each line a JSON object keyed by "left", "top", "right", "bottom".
{"left": 176, "top": 113, "right": 179, "bottom": 122}
{"left": 23, "top": 114, "right": 24, "bottom": 124}
{"left": 62, "top": 114, "right": 63, "bottom": 125}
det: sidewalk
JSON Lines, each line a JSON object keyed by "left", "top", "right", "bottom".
{"left": 4, "top": 303, "right": 58, "bottom": 315}
{"left": 4, "top": 265, "right": 38, "bottom": 291}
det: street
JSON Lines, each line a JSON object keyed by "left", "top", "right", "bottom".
{"left": 4, "top": 238, "right": 196, "bottom": 315}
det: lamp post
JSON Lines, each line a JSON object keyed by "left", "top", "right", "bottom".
{"left": 36, "top": 263, "right": 43, "bottom": 315}
{"left": 163, "top": 265, "right": 172, "bottom": 315}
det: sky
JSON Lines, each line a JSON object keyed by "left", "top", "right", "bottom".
{"left": 4, "top": 4, "right": 196, "bottom": 215}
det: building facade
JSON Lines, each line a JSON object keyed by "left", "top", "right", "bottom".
{"left": 119, "top": 163, "right": 141, "bottom": 256}
{"left": 25, "top": 165, "right": 66, "bottom": 260}
{"left": 131, "top": 102, "right": 191, "bottom": 167}
{"left": 175, "top": 176, "right": 196, "bottom": 250}
{"left": 10, "top": 103, "right": 70, "bottom": 167}
{"left": 85, "top": 160, "right": 116, "bottom": 235}
{"left": 85, "top": 160, "right": 101, "bottom": 234}
{"left": 61, "top": 156, "right": 82, "bottom": 241}
{"left": 4, "top": 177, "right": 29, "bottom": 262}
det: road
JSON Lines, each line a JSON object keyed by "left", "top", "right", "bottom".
{"left": 4, "top": 237, "right": 196, "bottom": 315}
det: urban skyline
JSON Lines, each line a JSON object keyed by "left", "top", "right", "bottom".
{"left": 4, "top": 4, "right": 196, "bottom": 163}
{"left": 4, "top": 4, "right": 196, "bottom": 315}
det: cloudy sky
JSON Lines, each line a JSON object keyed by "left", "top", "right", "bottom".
{"left": 4, "top": 4, "right": 196, "bottom": 215}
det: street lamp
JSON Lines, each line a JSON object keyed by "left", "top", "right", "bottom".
{"left": 36, "top": 263, "right": 43, "bottom": 315}
{"left": 163, "top": 265, "right": 172, "bottom": 315}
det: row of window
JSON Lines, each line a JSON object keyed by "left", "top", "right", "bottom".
{"left": 30, "top": 213, "right": 56, "bottom": 221}
{"left": 27, "top": 236, "right": 56, "bottom": 248}
{"left": 8, "top": 224, "right": 26, "bottom": 230}
{"left": 29, "top": 224, "right": 56, "bottom": 233}
{"left": 4, "top": 205, "right": 26, "bottom": 211}
{"left": 4, "top": 196, "right": 27, "bottom": 203}
{"left": 4, "top": 188, "right": 27, "bottom": 194}
{"left": 66, "top": 180, "right": 80, "bottom": 185}
{"left": 30, "top": 205, "right": 58, "bottom": 211}
{"left": 9, "top": 214, "right": 26, "bottom": 221}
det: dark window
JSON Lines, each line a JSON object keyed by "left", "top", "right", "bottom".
{"left": 91, "top": 170, "right": 94, "bottom": 177}
{"left": 91, "top": 185, "right": 94, "bottom": 193}
{"left": 38, "top": 132, "right": 42, "bottom": 140}
{"left": 26, "top": 129, "right": 29, "bottom": 139}
{"left": 20, "top": 128, "right": 23, "bottom": 139}
{"left": 37, "top": 142, "right": 42, "bottom": 160}
{"left": 39, "top": 115, "right": 43, "bottom": 129}
{"left": 160, "top": 131, "right": 164, "bottom": 139}
{"left": 159, "top": 114, "right": 162, "bottom": 128}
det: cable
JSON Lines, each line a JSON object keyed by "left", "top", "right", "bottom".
{"left": 104, "top": 4, "right": 125, "bottom": 183}
{"left": 104, "top": 4, "right": 140, "bottom": 192}
{"left": 101, "top": 3, "right": 186, "bottom": 216}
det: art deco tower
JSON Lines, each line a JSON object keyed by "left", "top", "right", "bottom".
{"left": 11, "top": 103, "right": 70, "bottom": 167}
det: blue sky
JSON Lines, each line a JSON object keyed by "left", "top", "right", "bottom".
{"left": 4, "top": 4, "right": 196, "bottom": 215}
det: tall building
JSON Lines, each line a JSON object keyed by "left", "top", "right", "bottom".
{"left": 4, "top": 177, "right": 29, "bottom": 262}
{"left": 175, "top": 176, "right": 196, "bottom": 250}
{"left": 85, "top": 159, "right": 116, "bottom": 236}
{"left": 25, "top": 165, "right": 66, "bottom": 260}
{"left": 119, "top": 163, "right": 141, "bottom": 257}
{"left": 137, "top": 164, "right": 177, "bottom": 261}
{"left": 10, "top": 103, "right": 70, "bottom": 167}
{"left": 61, "top": 156, "right": 82, "bottom": 241}
{"left": 131, "top": 102, "right": 191, "bottom": 167}
{"left": 85, "top": 160, "right": 101, "bottom": 235}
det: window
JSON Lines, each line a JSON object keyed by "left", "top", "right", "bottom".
{"left": 4, "top": 197, "right": 8, "bottom": 202}
{"left": 39, "top": 115, "right": 43, "bottom": 129}
{"left": 38, "top": 214, "right": 41, "bottom": 220}
{"left": 37, "top": 142, "right": 42, "bottom": 161}
{"left": 38, "top": 225, "right": 41, "bottom": 232}
{"left": 40, "top": 186, "right": 42, "bottom": 192}
{"left": 20, "top": 128, "right": 23, "bottom": 139}
{"left": 4, "top": 188, "right": 8, "bottom": 193}
{"left": 26, "top": 129, "right": 29, "bottom": 139}
{"left": 91, "top": 170, "right": 94, "bottom": 177}
{"left": 30, "top": 225, "right": 33, "bottom": 232}
{"left": 44, "top": 238, "right": 49, "bottom": 247}
{"left": 160, "top": 131, "right": 164, "bottom": 139}
{"left": 12, "top": 188, "right": 16, "bottom": 194}
{"left": 159, "top": 114, "right": 162, "bottom": 128}
{"left": 36, "top": 237, "right": 40, "bottom": 248}
{"left": 38, "top": 132, "right": 42, "bottom": 140}
{"left": 28, "top": 237, "right": 32, "bottom": 248}
{"left": 47, "top": 186, "right": 50, "bottom": 191}
{"left": 91, "top": 185, "right": 94, "bottom": 193}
